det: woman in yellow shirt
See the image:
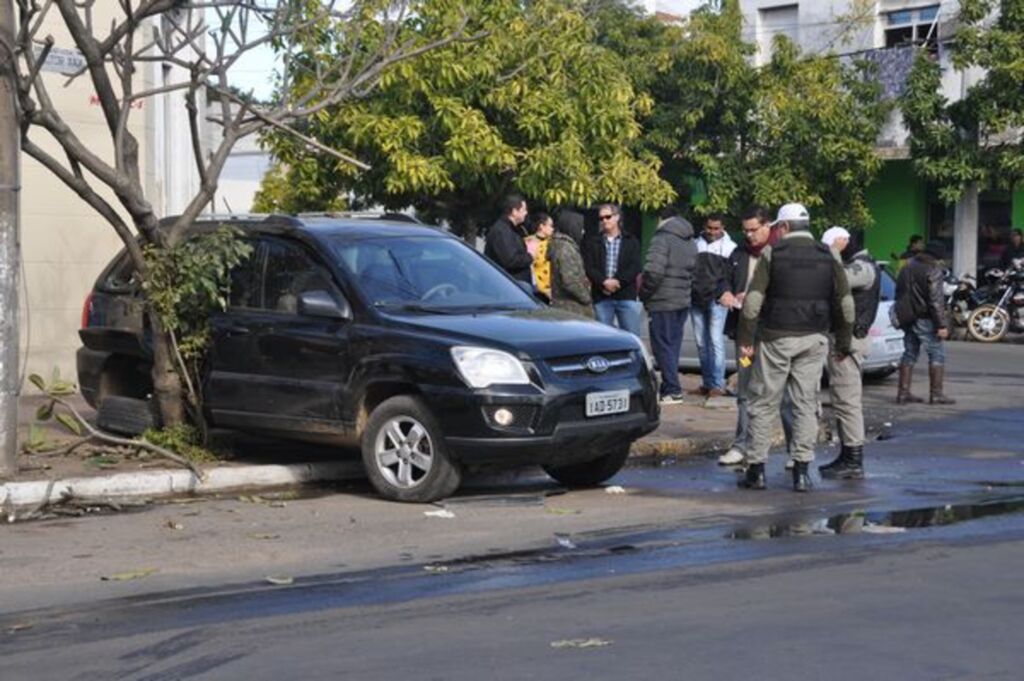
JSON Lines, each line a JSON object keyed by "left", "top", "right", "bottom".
{"left": 524, "top": 212, "right": 555, "bottom": 300}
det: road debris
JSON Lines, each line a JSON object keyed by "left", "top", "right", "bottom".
{"left": 101, "top": 568, "right": 158, "bottom": 582}
{"left": 554, "top": 534, "right": 577, "bottom": 549}
{"left": 550, "top": 638, "right": 613, "bottom": 649}
{"left": 860, "top": 524, "right": 907, "bottom": 534}
{"left": 265, "top": 575, "right": 294, "bottom": 586}
{"left": 604, "top": 485, "right": 626, "bottom": 495}
{"left": 5, "top": 622, "right": 34, "bottom": 635}
{"left": 545, "top": 506, "right": 581, "bottom": 516}
{"left": 423, "top": 564, "right": 449, "bottom": 573}
{"left": 424, "top": 509, "right": 456, "bottom": 519}
{"left": 164, "top": 519, "right": 184, "bottom": 530}
{"left": 249, "top": 533, "right": 280, "bottom": 540}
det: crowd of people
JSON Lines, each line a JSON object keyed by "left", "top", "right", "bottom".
{"left": 483, "top": 195, "right": 960, "bottom": 492}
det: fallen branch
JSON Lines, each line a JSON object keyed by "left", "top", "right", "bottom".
{"left": 48, "top": 396, "right": 204, "bottom": 478}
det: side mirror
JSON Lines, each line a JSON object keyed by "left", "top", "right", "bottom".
{"left": 299, "top": 290, "right": 351, "bottom": 320}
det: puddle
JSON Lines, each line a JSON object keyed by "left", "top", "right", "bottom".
{"left": 730, "top": 495, "right": 1024, "bottom": 540}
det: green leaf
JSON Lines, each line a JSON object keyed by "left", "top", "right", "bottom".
{"left": 36, "top": 401, "right": 54, "bottom": 422}
{"left": 55, "top": 413, "right": 83, "bottom": 436}
{"left": 28, "top": 374, "right": 45, "bottom": 392}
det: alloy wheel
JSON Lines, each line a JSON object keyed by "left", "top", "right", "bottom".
{"left": 374, "top": 416, "right": 434, "bottom": 489}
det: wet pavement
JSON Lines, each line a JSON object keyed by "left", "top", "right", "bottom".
{"left": 2, "top": 400, "right": 1024, "bottom": 679}
{"left": 2, "top": 341, "right": 1023, "bottom": 679}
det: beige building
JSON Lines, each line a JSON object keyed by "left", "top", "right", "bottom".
{"left": 18, "top": 7, "right": 214, "bottom": 387}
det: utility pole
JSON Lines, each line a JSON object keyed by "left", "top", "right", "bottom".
{"left": 0, "top": 0, "right": 20, "bottom": 477}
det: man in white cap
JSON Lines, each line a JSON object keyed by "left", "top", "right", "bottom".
{"left": 736, "top": 203, "right": 855, "bottom": 492}
{"left": 818, "top": 227, "right": 880, "bottom": 479}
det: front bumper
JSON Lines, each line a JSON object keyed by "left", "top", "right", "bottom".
{"left": 424, "top": 360, "right": 660, "bottom": 466}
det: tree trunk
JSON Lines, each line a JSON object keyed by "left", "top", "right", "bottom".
{"left": 150, "top": 316, "right": 185, "bottom": 427}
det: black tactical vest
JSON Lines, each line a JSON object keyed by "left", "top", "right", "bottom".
{"left": 850, "top": 252, "right": 881, "bottom": 338}
{"left": 763, "top": 239, "right": 836, "bottom": 334}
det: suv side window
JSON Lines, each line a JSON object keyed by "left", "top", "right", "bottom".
{"left": 262, "top": 239, "right": 339, "bottom": 314}
{"left": 228, "top": 240, "right": 262, "bottom": 310}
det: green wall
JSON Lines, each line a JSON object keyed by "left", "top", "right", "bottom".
{"left": 865, "top": 160, "right": 927, "bottom": 263}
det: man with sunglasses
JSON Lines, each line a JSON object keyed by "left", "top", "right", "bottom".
{"left": 583, "top": 204, "right": 643, "bottom": 337}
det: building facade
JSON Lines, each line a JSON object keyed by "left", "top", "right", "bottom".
{"left": 739, "top": 0, "right": 1024, "bottom": 274}
{"left": 19, "top": 6, "right": 213, "bottom": 387}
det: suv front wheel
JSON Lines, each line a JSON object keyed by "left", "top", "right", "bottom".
{"left": 542, "top": 444, "right": 631, "bottom": 488}
{"left": 361, "top": 395, "right": 462, "bottom": 502}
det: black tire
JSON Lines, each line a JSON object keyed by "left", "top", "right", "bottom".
{"left": 96, "top": 395, "right": 160, "bottom": 436}
{"left": 360, "top": 395, "right": 462, "bottom": 503}
{"left": 863, "top": 366, "right": 897, "bottom": 381}
{"left": 543, "top": 444, "right": 631, "bottom": 488}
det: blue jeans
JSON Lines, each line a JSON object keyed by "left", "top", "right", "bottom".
{"left": 691, "top": 302, "right": 728, "bottom": 391}
{"left": 648, "top": 308, "right": 689, "bottom": 397}
{"left": 901, "top": 318, "right": 945, "bottom": 366}
{"left": 594, "top": 299, "right": 644, "bottom": 337}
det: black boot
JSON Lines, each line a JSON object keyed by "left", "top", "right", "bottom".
{"left": 792, "top": 461, "right": 811, "bottom": 493}
{"left": 738, "top": 463, "right": 766, "bottom": 490}
{"left": 818, "top": 445, "right": 864, "bottom": 480}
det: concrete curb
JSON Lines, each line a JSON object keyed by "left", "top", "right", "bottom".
{"left": 630, "top": 435, "right": 729, "bottom": 460}
{"left": 0, "top": 461, "right": 365, "bottom": 510}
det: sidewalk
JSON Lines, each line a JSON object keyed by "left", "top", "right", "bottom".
{"left": 2, "top": 375, "right": 743, "bottom": 509}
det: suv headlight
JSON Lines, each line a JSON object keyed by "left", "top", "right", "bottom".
{"left": 636, "top": 340, "right": 655, "bottom": 372}
{"left": 451, "top": 346, "right": 531, "bottom": 389}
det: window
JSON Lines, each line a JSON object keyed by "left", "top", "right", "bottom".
{"left": 757, "top": 4, "right": 799, "bottom": 64}
{"left": 261, "top": 239, "right": 338, "bottom": 314}
{"left": 228, "top": 240, "right": 261, "bottom": 309}
{"left": 884, "top": 5, "right": 940, "bottom": 51}
{"left": 329, "top": 236, "right": 537, "bottom": 312}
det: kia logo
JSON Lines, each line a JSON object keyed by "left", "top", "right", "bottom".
{"left": 586, "top": 356, "right": 610, "bottom": 373}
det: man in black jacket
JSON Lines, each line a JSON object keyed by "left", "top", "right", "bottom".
{"left": 1001, "top": 228, "right": 1024, "bottom": 269}
{"left": 484, "top": 194, "right": 532, "bottom": 283}
{"left": 894, "top": 240, "right": 955, "bottom": 405}
{"left": 583, "top": 203, "right": 644, "bottom": 336}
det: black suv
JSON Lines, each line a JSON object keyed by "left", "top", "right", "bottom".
{"left": 78, "top": 215, "right": 660, "bottom": 502}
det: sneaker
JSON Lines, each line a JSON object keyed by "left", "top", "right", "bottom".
{"left": 784, "top": 458, "right": 795, "bottom": 470}
{"left": 659, "top": 394, "right": 685, "bottom": 405}
{"left": 718, "top": 448, "right": 745, "bottom": 466}
{"left": 686, "top": 386, "right": 709, "bottom": 396}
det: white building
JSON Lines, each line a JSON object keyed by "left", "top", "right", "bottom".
{"left": 738, "top": 1, "right": 1019, "bottom": 276}
{"left": 19, "top": 6, "right": 214, "bottom": 386}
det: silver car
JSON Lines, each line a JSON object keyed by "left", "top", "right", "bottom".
{"left": 679, "top": 268, "right": 903, "bottom": 379}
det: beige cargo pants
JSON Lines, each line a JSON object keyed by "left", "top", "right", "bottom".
{"left": 826, "top": 335, "right": 869, "bottom": 448}
{"left": 746, "top": 334, "right": 828, "bottom": 464}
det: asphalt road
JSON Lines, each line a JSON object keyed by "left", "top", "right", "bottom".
{"left": 1, "top": 340, "right": 1022, "bottom": 680}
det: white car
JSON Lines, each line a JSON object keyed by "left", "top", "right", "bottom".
{"left": 678, "top": 268, "right": 904, "bottom": 379}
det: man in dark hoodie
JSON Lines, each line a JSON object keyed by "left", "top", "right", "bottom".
{"left": 549, "top": 210, "right": 593, "bottom": 318}
{"left": 484, "top": 194, "right": 533, "bottom": 284}
{"left": 639, "top": 208, "right": 698, "bottom": 404}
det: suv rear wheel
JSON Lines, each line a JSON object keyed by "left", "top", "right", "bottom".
{"left": 542, "top": 444, "right": 631, "bottom": 488}
{"left": 361, "top": 395, "right": 462, "bottom": 502}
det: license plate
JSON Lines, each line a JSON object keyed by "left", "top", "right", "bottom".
{"left": 585, "top": 390, "right": 630, "bottom": 418}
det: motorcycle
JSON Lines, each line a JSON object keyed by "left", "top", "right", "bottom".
{"left": 966, "top": 260, "right": 1024, "bottom": 343}
{"left": 944, "top": 271, "right": 979, "bottom": 328}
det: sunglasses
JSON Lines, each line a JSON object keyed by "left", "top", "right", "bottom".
{"left": 598, "top": 214, "right": 616, "bottom": 221}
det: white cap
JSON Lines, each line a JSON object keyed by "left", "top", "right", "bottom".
{"left": 771, "top": 203, "right": 810, "bottom": 225}
{"left": 821, "top": 226, "right": 851, "bottom": 248}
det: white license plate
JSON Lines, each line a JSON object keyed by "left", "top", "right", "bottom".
{"left": 585, "top": 390, "right": 630, "bottom": 418}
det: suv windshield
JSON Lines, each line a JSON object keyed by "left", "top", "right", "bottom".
{"left": 329, "top": 236, "right": 539, "bottom": 312}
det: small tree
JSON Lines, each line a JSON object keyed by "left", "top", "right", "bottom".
{"left": 4, "top": 1, "right": 477, "bottom": 432}
{"left": 254, "top": 0, "right": 676, "bottom": 238}
{"left": 901, "top": 0, "right": 1024, "bottom": 205}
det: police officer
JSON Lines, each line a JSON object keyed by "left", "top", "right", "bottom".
{"left": 736, "top": 204, "right": 855, "bottom": 492}
{"left": 818, "top": 227, "right": 880, "bottom": 480}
